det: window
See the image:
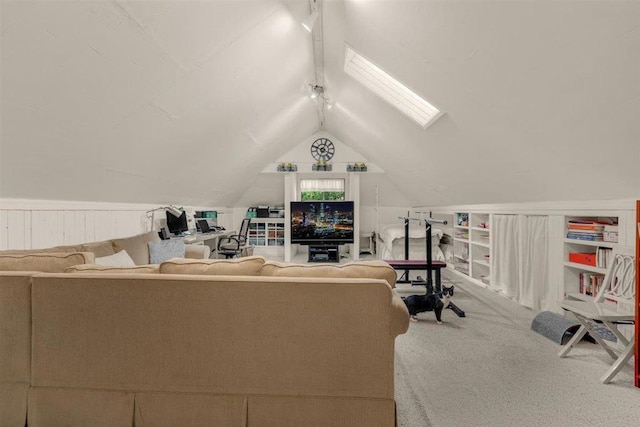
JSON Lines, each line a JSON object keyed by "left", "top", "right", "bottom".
{"left": 300, "top": 179, "right": 345, "bottom": 201}
{"left": 344, "top": 44, "right": 442, "bottom": 129}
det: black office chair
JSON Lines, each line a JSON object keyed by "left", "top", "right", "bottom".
{"left": 217, "top": 218, "right": 252, "bottom": 259}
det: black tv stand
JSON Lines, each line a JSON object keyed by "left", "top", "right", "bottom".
{"left": 308, "top": 245, "right": 340, "bottom": 263}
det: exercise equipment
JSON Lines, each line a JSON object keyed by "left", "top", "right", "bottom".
{"left": 388, "top": 212, "right": 465, "bottom": 318}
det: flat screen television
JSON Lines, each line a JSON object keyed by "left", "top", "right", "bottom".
{"left": 290, "top": 201, "right": 354, "bottom": 245}
{"left": 166, "top": 210, "right": 188, "bottom": 235}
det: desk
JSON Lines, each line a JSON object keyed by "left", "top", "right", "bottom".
{"left": 176, "top": 231, "right": 234, "bottom": 258}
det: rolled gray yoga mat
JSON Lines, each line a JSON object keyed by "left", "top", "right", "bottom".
{"left": 531, "top": 311, "right": 586, "bottom": 345}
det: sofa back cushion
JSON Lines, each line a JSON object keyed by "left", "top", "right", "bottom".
{"left": 159, "top": 256, "right": 266, "bottom": 276}
{"left": 0, "top": 241, "right": 114, "bottom": 258}
{"left": 0, "top": 246, "right": 79, "bottom": 255}
{"left": 111, "top": 231, "right": 161, "bottom": 266}
{"left": 260, "top": 260, "right": 397, "bottom": 288}
{"left": 80, "top": 241, "right": 115, "bottom": 258}
{"left": 64, "top": 264, "right": 160, "bottom": 274}
{"left": 0, "top": 252, "right": 94, "bottom": 273}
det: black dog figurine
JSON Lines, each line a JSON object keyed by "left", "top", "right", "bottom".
{"left": 402, "top": 285, "right": 454, "bottom": 324}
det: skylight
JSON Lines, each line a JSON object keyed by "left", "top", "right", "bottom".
{"left": 344, "top": 44, "right": 442, "bottom": 129}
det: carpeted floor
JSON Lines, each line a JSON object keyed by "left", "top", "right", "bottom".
{"left": 394, "top": 271, "right": 640, "bottom": 427}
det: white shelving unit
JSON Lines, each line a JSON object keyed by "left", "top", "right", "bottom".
{"left": 562, "top": 215, "right": 619, "bottom": 301}
{"left": 470, "top": 213, "right": 491, "bottom": 286}
{"left": 248, "top": 218, "right": 285, "bottom": 258}
{"left": 453, "top": 212, "right": 470, "bottom": 276}
{"left": 452, "top": 212, "right": 491, "bottom": 287}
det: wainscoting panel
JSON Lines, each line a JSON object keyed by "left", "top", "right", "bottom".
{"left": 0, "top": 210, "right": 147, "bottom": 250}
{"left": 0, "top": 211, "right": 8, "bottom": 250}
{"left": 3, "top": 211, "right": 32, "bottom": 251}
{"left": 62, "top": 211, "right": 86, "bottom": 246}
{"left": 31, "top": 211, "right": 65, "bottom": 250}
{"left": 1, "top": 199, "right": 230, "bottom": 251}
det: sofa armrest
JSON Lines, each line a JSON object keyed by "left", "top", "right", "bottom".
{"left": 185, "top": 244, "right": 211, "bottom": 260}
{"left": 390, "top": 294, "right": 410, "bottom": 337}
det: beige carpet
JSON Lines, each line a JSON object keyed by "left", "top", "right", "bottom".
{"left": 394, "top": 271, "right": 640, "bottom": 427}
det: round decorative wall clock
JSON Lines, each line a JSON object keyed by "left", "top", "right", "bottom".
{"left": 310, "top": 138, "right": 335, "bottom": 162}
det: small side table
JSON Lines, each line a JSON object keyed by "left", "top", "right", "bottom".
{"left": 360, "top": 232, "right": 375, "bottom": 255}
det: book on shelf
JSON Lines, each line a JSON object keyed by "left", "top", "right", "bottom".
{"left": 566, "top": 232, "right": 603, "bottom": 241}
{"left": 566, "top": 229, "right": 604, "bottom": 235}
{"left": 596, "top": 247, "right": 612, "bottom": 268}
{"left": 566, "top": 218, "right": 618, "bottom": 242}
{"left": 568, "top": 218, "right": 616, "bottom": 225}
{"left": 567, "top": 223, "right": 605, "bottom": 231}
{"left": 578, "top": 272, "right": 605, "bottom": 296}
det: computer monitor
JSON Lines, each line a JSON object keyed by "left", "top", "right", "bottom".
{"left": 197, "top": 219, "right": 211, "bottom": 233}
{"left": 166, "top": 210, "right": 188, "bottom": 235}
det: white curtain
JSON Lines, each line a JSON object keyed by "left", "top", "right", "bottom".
{"left": 491, "top": 215, "right": 520, "bottom": 299}
{"left": 521, "top": 215, "right": 549, "bottom": 310}
{"left": 492, "top": 214, "right": 550, "bottom": 309}
{"left": 299, "top": 179, "right": 344, "bottom": 192}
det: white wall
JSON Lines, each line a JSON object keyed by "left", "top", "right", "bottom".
{"left": 0, "top": 199, "right": 231, "bottom": 250}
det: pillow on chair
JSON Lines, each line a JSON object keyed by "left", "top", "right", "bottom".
{"left": 148, "top": 240, "right": 186, "bottom": 264}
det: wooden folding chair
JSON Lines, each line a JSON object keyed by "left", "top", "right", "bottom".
{"left": 558, "top": 245, "right": 636, "bottom": 384}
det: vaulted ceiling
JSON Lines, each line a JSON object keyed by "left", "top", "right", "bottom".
{"left": 1, "top": 0, "right": 639, "bottom": 208}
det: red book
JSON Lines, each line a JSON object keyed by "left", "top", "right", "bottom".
{"left": 567, "top": 224, "right": 605, "bottom": 231}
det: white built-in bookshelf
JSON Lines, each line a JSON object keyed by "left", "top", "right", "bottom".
{"left": 453, "top": 212, "right": 491, "bottom": 287}
{"left": 562, "top": 215, "right": 619, "bottom": 302}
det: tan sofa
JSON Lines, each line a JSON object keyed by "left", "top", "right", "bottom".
{"left": 0, "top": 230, "right": 211, "bottom": 264}
{"left": 0, "top": 254, "right": 408, "bottom": 426}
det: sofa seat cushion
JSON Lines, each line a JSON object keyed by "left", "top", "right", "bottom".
{"left": 0, "top": 252, "right": 94, "bottom": 273}
{"left": 64, "top": 264, "right": 160, "bottom": 274}
{"left": 159, "top": 256, "right": 266, "bottom": 276}
{"left": 260, "top": 260, "right": 397, "bottom": 288}
{"left": 111, "top": 231, "right": 161, "bottom": 266}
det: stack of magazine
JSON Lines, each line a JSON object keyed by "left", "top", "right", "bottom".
{"left": 566, "top": 220, "right": 605, "bottom": 241}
